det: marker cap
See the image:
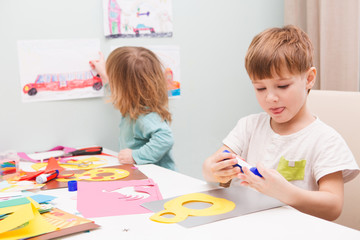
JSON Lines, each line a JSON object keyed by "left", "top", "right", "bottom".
{"left": 36, "top": 174, "right": 48, "bottom": 184}
{"left": 68, "top": 180, "right": 78, "bottom": 191}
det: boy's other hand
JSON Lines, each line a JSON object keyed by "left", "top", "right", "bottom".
{"left": 238, "top": 162, "right": 293, "bottom": 202}
{"left": 203, "top": 151, "right": 241, "bottom": 183}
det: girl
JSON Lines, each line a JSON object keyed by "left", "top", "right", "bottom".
{"left": 90, "top": 47, "right": 175, "bottom": 170}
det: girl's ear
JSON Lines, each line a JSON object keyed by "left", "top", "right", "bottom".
{"left": 306, "top": 67, "right": 316, "bottom": 90}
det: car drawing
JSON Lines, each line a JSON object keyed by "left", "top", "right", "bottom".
{"left": 133, "top": 24, "right": 155, "bottom": 36}
{"left": 23, "top": 71, "right": 103, "bottom": 96}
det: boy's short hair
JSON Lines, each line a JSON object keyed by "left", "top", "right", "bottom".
{"left": 245, "top": 25, "right": 314, "bottom": 80}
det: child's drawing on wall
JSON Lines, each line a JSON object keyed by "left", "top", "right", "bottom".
{"left": 17, "top": 39, "right": 103, "bottom": 102}
{"left": 103, "top": 0, "right": 173, "bottom": 38}
{"left": 147, "top": 45, "right": 181, "bottom": 97}
{"left": 110, "top": 45, "right": 181, "bottom": 97}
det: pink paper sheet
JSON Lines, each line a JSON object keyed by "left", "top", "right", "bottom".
{"left": 77, "top": 179, "right": 162, "bottom": 218}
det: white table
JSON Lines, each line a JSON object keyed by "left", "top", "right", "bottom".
{"left": 19, "top": 149, "right": 360, "bottom": 240}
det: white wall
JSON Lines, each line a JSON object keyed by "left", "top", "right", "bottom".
{"left": 0, "top": 0, "right": 284, "bottom": 180}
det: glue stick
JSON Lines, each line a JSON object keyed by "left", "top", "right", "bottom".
{"left": 36, "top": 170, "right": 59, "bottom": 184}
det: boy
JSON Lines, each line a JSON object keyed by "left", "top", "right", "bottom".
{"left": 202, "top": 25, "right": 359, "bottom": 221}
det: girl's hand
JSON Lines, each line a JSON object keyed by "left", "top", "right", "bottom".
{"left": 118, "top": 149, "right": 136, "bottom": 164}
{"left": 237, "top": 163, "right": 294, "bottom": 202}
{"left": 89, "top": 52, "right": 109, "bottom": 84}
{"left": 203, "top": 150, "right": 241, "bottom": 183}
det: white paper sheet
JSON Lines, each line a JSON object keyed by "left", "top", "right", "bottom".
{"left": 103, "top": 0, "right": 173, "bottom": 38}
{"left": 18, "top": 39, "right": 103, "bottom": 102}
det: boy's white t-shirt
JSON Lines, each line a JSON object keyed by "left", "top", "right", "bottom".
{"left": 223, "top": 112, "right": 359, "bottom": 190}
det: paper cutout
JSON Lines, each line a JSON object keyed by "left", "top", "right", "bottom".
{"left": 0, "top": 181, "right": 44, "bottom": 193}
{"left": 27, "top": 222, "right": 100, "bottom": 240}
{"left": 0, "top": 197, "right": 57, "bottom": 239}
{"left": 18, "top": 146, "right": 115, "bottom": 163}
{"left": 29, "top": 194, "right": 57, "bottom": 204}
{"left": 142, "top": 186, "right": 284, "bottom": 228}
{"left": 18, "top": 146, "right": 76, "bottom": 163}
{"left": 57, "top": 168, "right": 129, "bottom": 182}
{"left": 150, "top": 193, "right": 235, "bottom": 223}
{"left": 105, "top": 186, "right": 150, "bottom": 200}
{"left": 0, "top": 192, "right": 24, "bottom": 201}
{"left": 41, "top": 208, "right": 93, "bottom": 229}
{"left": 77, "top": 179, "right": 162, "bottom": 218}
{"left": 31, "top": 157, "right": 107, "bottom": 171}
{"left": 40, "top": 165, "right": 147, "bottom": 190}
{"left": 19, "top": 157, "right": 65, "bottom": 181}
{"left": 0, "top": 191, "right": 52, "bottom": 202}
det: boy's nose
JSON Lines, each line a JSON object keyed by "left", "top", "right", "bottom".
{"left": 266, "top": 92, "right": 279, "bottom": 102}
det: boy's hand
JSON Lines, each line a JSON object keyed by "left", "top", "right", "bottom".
{"left": 118, "top": 148, "right": 136, "bottom": 164}
{"left": 203, "top": 150, "right": 241, "bottom": 183}
{"left": 238, "top": 163, "right": 293, "bottom": 202}
{"left": 89, "top": 52, "right": 109, "bottom": 84}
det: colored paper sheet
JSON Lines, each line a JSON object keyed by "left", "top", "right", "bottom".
{"left": 29, "top": 194, "right": 57, "bottom": 203}
{"left": 77, "top": 178, "right": 162, "bottom": 218}
{"left": 26, "top": 208, "right": 98, "bottom": 240}
{"left": 41, "top": 208, "right": 93, "bottom": 228}
{"left": 27, "top": 222, "right": 100, "bottom": 240}
{"left": 0, "top": 199, "right": 57, "bottom": 240}
{"left": 41, "top": 164, "right": 147, "bottom": 190}
{"left": 0, "top": 180, "right": 44, "bottom": 193}
{"left": 142, "top": 186, "right": 284, "bottom": 228}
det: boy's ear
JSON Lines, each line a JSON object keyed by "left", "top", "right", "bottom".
{"left": 306, "top": 67, "right": 316, "bottom": 90}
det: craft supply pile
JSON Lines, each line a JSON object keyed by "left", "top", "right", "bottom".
{"left": 0, "top": 146, "right": 246, "bottom": 239}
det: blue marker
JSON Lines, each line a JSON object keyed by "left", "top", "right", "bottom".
{"left": 223, "top": 150, "right": 263, "bottom": 177}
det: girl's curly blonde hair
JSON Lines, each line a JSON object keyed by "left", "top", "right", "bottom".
{"left": 106, "top": 46, "right": 171, "bottom": 122}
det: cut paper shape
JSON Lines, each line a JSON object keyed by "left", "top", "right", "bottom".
{"left": 41, "top": 208, "right": 93, "bottom": 229}
{"left": 29, "top": 194, "right": 57, "bottom": 204}
{"left": 27, "top": 222, "right": 100, "bottom": 240}
{"left": 31, "top": 157, "right": 107, "bottom": 171}
{"left": 142, "top": 186, "right": 284, "bottom": 228}
{"left": 104, "top": 186, "right": 151, "bottom": 200}
{"left": 0, "top": 181, "right": 44, "bottom": 193}
{"left": 0, "top": 197, "right": 57, "bottom": 239}
{"left": 18, "top": 146, "right": 76, "bottom": 163}
{"left": 18, "top": 146, "right": 116, "bottom": 163}
{"left": 77, "top": 179, "right": 162, "bottom": 218}
{"left": 18, "top": 157, "right": 65, "bottom": 181}
{"left": 150, "top": 193, "right": 235, "bottom": 224}
{"left": 0, "top": 192, "right": 24, "bottom": 202}
{"left": 39, "top": 164, "right": 147, "bottom": 190}
{"left": 57, "top": 168, "right": 129, "bottom": 182}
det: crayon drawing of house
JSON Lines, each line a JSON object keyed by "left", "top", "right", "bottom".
{"left": 108, "top": 0, "right": 121, "bottom": 35}
{"left": 104, "top": 0, "right": 173, "bottom": 38}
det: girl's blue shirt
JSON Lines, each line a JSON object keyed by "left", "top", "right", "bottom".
{"left": 119, "top": 112, "right": 176, "bottom": 170}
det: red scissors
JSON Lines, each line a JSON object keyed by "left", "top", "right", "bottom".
{"left": 60, "top": 146, "right": 103, "bottom": 158}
